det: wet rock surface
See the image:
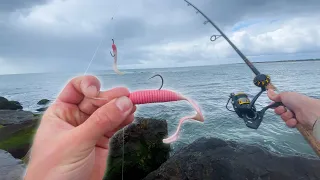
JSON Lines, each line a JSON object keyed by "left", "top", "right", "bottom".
{"left": 37, "top": 99, "right": 50, "bottom": 105}
{"left": 0, "top": 97, "right": 23, "bottom": 110}
{"left": 0, "top": 149, "right": 26, "bottom": 180}
{"left": 0, "top": 110, "right": 35, "bottom": 125}
{"left": 143, "top": 137, "right": 320, "bottom": 180}
{"left": 36, "top": 107, "right": 47, "bottom": 112}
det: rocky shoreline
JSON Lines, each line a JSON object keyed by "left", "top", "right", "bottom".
{"left": 0, "top": 96, "right": 49, "bottom": 179}
{"left": 0, "top": 96, "right": 320, "bottom": 180}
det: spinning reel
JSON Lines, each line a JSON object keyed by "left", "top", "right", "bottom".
{"left": 226, "top": 74, "right": 283, "bottom": 129}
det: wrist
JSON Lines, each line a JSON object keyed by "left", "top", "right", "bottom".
{"left": 312, "top": 118, "right": 318, "bottom": 130}
{"left": 312, "top": 117, "right": 320, "bottom": 141}
{"left": 307, "top": 98, "right": 320, "bottom": 129}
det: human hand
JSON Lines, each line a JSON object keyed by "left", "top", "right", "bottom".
{"left": 267, "top": 89, "right": 320, "bottom": 130}
{"left": 24, "top": 75, "right": 136, "bottom": 180}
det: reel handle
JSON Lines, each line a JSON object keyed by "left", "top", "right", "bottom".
{"left": 243, "top": 102, "right": 283, "bottom": 129}
{"left": 261, "top": 102, "right": 283, "bottom": 112}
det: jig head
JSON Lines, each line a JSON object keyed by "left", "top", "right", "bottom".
{"left": 110, "top": 39, "right": 116, "bottom": 57}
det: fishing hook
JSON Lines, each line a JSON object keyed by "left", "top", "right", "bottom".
{"left": 110, "top": 39, "right": 115, "bottom": 57}
{"left": 149, "top": 74, "right": 164, "bottom": 90}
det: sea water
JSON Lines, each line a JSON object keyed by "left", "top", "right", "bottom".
{"left": 0, "top": 61, "right": 319, "bottom": 157}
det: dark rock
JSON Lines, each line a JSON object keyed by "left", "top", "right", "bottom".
{"left": 0, "top": 97, "right": 23, "bottom": 110}
{"left": 37, "top": 99, "right": 50, "bottom": 105}
{"left": 143, "top": 137, "right": 320, "bottom": 180}
{"left": 0, "top": 110, "right": 35, "bottom": 125}
{"left": 36, "top": 107, "right": 48, "bottom": 112}
{"left": 104, "top": 117, "right": 171, "bottom": 180}
{"left": 0, "top": 118, "right": 39, "bottom": 159}
{"left": 0, "top": 149, "right": 26, "bottom": 180}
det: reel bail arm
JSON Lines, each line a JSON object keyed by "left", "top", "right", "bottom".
{"left": 226, "top": 74, "right": 283, "bottom": 129}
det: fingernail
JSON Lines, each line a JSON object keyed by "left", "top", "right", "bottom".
{"left": 116, "top": 96, "right": 132, "bottom": 112}
{"left": 86, "top": 85, "right": 98, "bottom": 97}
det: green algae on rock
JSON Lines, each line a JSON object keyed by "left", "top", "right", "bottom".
{"left": 104, "top": 117, "right": 171, "bottom": 180}
{"left": 0, "top": 118, "right": 39, "bottom": 159}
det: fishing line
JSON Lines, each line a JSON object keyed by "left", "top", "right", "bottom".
{"left": 81, "top": 1, "right": 126, "bottom": 178}
{"left": 84, "top": 37, "right": 105, "bottom": 75}
{"left": 84, "top": 2, "right": 117, "bottom": 75}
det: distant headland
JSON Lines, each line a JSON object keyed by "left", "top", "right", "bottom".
{"left": 239, "top": 58, "right": 320, "bottom": 64}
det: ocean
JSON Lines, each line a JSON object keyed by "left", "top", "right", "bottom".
{"left": 0, "top": 61, "right": 320, "bottom": 157}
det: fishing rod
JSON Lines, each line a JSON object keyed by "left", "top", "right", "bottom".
{"left": 184, "top": 0, "right": 320, "bottom": 156}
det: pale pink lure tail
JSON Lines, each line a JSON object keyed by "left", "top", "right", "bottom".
{"left": 129, "top": 89, "right": 204, "bottom": 143}
{"left": 112, "top": 53, "right": 124, "bottom": 75}
{"left": 111, "top": 40, "right": 124, "bottom": 75}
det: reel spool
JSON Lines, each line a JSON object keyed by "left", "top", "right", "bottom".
{"left": 226, "top": 74, "right": 283, "bottom": 129}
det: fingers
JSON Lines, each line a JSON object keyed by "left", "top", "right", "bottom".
{"left": 285, "top": 118, "right": 298, "bottom": 128}
{"left": 267, "top": 89, "right": 281, "bottom": 102}
{"left": 280, "top": 110, "right": 294, "bottom": 120}
{"left": 274, "top": 106, "right": 286, "bottom": 115}
{"left": 57, "top": 75, "right": 101, "bottom": 105}
{"left": 274, "top": 107, "right": 297, "bottom": 128}
{"left": 47, "top": 101, "right": 89, "bottom": 126}
{"left": 78, "top": 87, "right": 130, "bottom": 115}
{"left": 269, "top": 90, "right": 301, "bottom": 129}
{"left": 73, "top": 96, "right": 133, "bottom": 146}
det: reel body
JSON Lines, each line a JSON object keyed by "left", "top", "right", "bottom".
{"left": 228, "top": 92, "right": 263, "bottom": 129}
{"left": 226, "top": 74, "right": 283, "bottom": 129}
{"left": 230, "top": 93, "right": 255, "bottom": 118}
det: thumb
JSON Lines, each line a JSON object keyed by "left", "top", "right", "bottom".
{"left": 74, "top": 96, "right": 133, "bottom": 145}
{"left": 267, "top": 89, "right": 282, "bottom": 102}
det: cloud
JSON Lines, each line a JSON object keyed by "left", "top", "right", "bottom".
{"left": 0, "top": 0, "right": 320, "bottom": 74}
{"left": 0, "top": 0, "right": 48, "bottom": 12}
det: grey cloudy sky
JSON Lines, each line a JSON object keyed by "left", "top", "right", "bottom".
{"left": 1, "top": 0, "right": 320, "bottom": 74}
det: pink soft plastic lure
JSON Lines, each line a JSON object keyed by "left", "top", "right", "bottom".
{"left": 130, "top": 89, "right": 204, "bottom": 143}
{"left": 92, "top": 89, "right": 204, "bottom": 144}
{"left": 110, "top": 39, "right": 124, "bottom": 75}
